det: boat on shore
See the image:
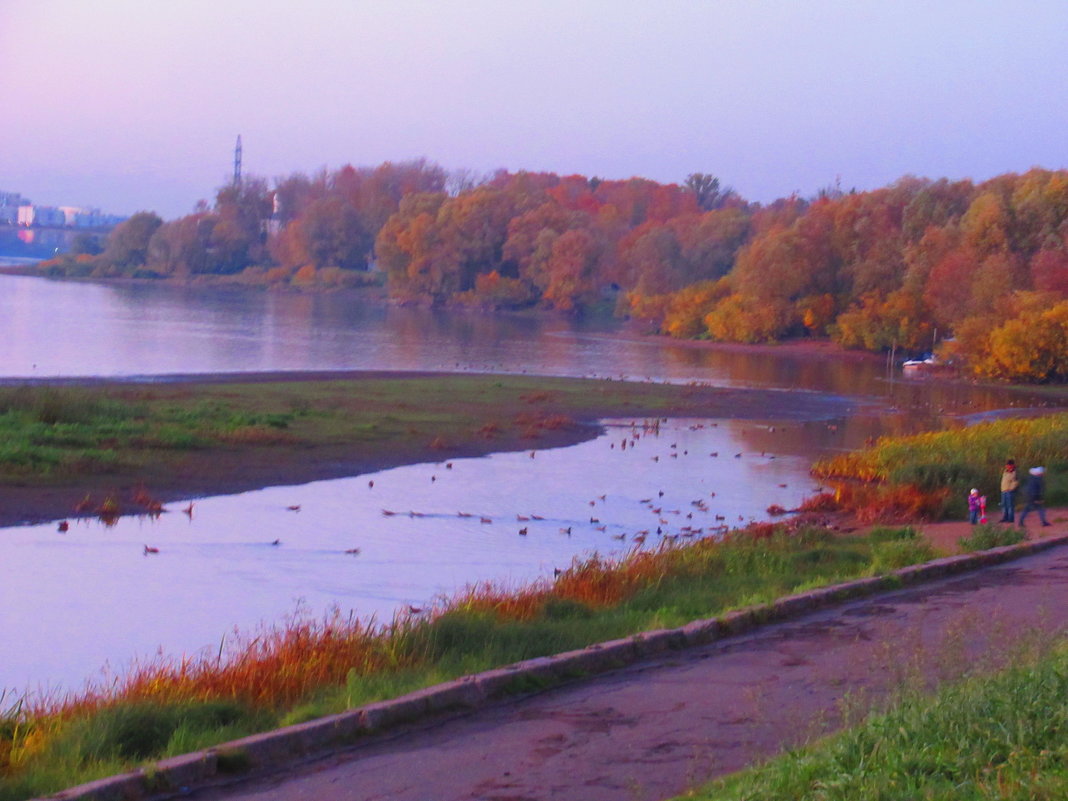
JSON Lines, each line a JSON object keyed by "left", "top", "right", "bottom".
{"left": 902, "top": 356, "right": 937, "bottom": 371}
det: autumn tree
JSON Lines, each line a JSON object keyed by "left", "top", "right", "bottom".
{"left": 374, "top": 192, "right": 449, "bottom": 300}
{"left": 211, "top": 177, "right": 273, "bottom": 273}
{"left": 1030, "top": 248, "right": 1068, "bottom": 294}
{"left": 97, "top": 211, "right": 164, "bottom": 273}
{"left": 684, "top": 173, "right": 739, "bottom": 211}
{"left": 291, "top": 197, "right": 372, "bottom": 270}
{"left": 146, "top": 212, "right": 218, "bottom": 277}
{"left": 541, "top": 228, "right": 603, "bottom": 311}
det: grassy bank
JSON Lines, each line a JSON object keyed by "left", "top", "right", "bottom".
{"left": 0, "top": 373, "right": 846, "bottom": 526}
{"left": 0, "top": 523, "right": 932, "bottom": 800}
{"left": 812, "top": 413, "right": 1068, "bottom": 522}
{"left": 681, "top": 636, "right": 1068, "bottom": 800}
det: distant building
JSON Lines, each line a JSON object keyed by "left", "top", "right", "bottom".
{"left": 0, "top": 190, "right": 28, "bottom": 208}
{"left": 18, "top": 205, "right": 65, "bottom": 227}
{"left": 59, "top": 206, "right": 83, "bottom": 226}
{"left": 2, "top": 189, "right": 125, "bottom": 230}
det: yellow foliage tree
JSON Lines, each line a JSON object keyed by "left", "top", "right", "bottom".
{"left": 703, "top": 293, "right": 793, "bottom": 343}
{"left": 975, "top": 300, "right": 1068, "bottom": 382}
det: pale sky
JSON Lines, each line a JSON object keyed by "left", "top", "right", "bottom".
{"left": 2, "top": 0, "right": 1066, "bottom": 219}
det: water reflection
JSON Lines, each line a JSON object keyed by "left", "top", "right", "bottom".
{"left": 0, "top": 274, "right": 1057, "bottom": 420}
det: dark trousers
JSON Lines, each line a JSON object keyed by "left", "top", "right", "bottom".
{"left": 1019, "top": 499, "right": 1048, "bottom": 526}
{"left": 1001, "top": 490, "right": 1016, "bottom": 522}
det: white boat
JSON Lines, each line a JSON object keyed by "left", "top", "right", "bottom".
{"left": 902, "top": 356, "right": 937, "bottom": 370}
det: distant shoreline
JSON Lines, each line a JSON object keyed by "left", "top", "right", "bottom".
{"left": 0, "top": 256, "right": 43, "bottom": 268}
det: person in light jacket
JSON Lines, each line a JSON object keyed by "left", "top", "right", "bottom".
{"left": 1000, "top": 459, "right": 1019, "bottom": 523}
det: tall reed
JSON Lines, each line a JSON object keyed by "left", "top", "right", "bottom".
{"left": 813, "top": 413, "right": 1068, "bottom": 520}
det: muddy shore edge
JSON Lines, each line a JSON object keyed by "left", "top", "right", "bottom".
{"left": 0, "top": 370, "right": 861, "bottom": 528}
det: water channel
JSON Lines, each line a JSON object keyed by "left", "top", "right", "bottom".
{"left": 0, "top": 274, "right": 1057, "bottom": 695}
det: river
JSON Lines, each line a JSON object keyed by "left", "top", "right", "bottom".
{"left": 0, "top": 274, "right": 1056, "bottom": 695}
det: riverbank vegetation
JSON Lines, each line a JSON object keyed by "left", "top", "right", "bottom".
{"left": 31, "top": 162, "right": 1068, "bottom": 381}
{"left": 681, "top": 637, "right": 1068, "bottom": 800}
{"left": 0, "top": 374, "right": 842, "bottom": 526}
{"left": 0, "top": 523, "right": 932, "bottom": 800}
{"left": 812, "top": 413, "right": 1068, "bottom": 521}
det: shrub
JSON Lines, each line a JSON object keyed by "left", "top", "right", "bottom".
{"left": 958, "top": 523, "right": 1026, "bottom": 552}
{"left": 867, "top": 525, "right": 920, "bottom": 543}
{"left": 869, "top": 537, "right": 936, "bottom": 573}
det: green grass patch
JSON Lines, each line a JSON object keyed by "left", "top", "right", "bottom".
{"left": 0, "top": 374, "right": 801, "bottom": 491}
{"left": 866, "top": 525, "right": 920, "bottom": 543}
{"left": 869, "top": 537, "right": 937, "bottom": 572}
{"left": 681, "top": 641, "right": 1068, "bottom": 801}
{"left": 958, "top": 522, "right": 1027, "bottom": 552}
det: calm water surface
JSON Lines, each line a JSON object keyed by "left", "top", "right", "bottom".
{"left": 0, "top": 275, "right": 1058, "bottom": 694}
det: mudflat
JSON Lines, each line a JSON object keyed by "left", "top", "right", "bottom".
{"left": 0, "top": 370, "right": 858, "bottom": 527}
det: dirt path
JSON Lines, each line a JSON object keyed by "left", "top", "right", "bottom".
{"left": 183, "top": 530, "right": 1068, "bottom": 801}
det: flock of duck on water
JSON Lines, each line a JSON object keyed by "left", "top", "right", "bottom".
{"left": 50, "top": 418, "right": 811, "bottom": 563}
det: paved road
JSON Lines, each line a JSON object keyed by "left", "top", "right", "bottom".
{"left": 191, "top": 542, "right": 1068, "bottom": 801}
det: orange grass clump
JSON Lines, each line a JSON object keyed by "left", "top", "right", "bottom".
{"left": 798, "top": 492, "right": 840, "bottom": 513}
{"left": 19, "top": 610, "right": 409, "bottom": 730}
{"left": 450, "top": 547, "right": 673, "bottom": 622}
{"left": 830, "top": 482, "right": 950, "bottom": 524}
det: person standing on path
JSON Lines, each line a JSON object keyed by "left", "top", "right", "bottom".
{"left": 1018, "top": 466, "right": 1052, "bottom": 528}
{"left": 1000, "top": 459, "right": 1020, "bottom": 522}
{"left": 967, "top": 488, "right": 982, "bottom": 525}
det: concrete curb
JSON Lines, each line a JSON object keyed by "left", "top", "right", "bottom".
{"left": 38, "top": 532, "right": 1068, "bottom": 801}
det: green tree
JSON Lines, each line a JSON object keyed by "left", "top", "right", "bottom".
{"left": 684, "top": 173, "right": 735, "bottom": 211}
{"left": 99, "top": 212, "right": 163, "bottom": 271}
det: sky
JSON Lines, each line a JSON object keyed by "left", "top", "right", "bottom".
{"left": 2, "top": 0, "right": 1066, "bottom": 220}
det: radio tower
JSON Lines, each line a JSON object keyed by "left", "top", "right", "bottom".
{"left": 233, "top": 135, "right": 243, "bottom": 187}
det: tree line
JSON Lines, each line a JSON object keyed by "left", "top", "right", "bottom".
{"left": 44, "top": 162, "right": 1068, "bottom": 382}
